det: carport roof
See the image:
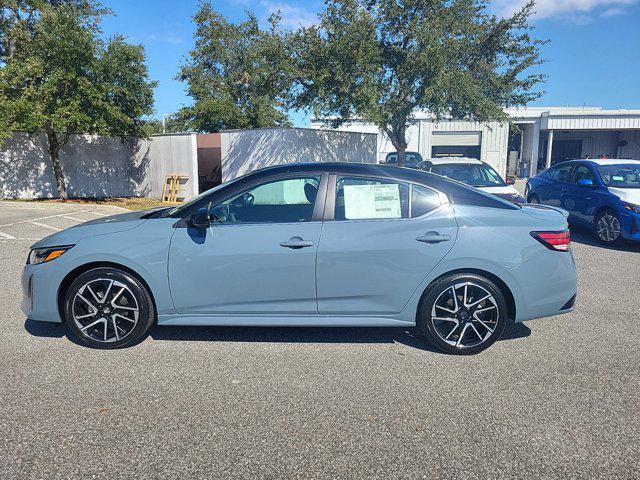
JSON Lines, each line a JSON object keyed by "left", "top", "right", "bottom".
{"left": 506, "top": 106, "right": 640, "bottom": 130}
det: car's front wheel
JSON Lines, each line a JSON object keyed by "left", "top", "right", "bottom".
{"left": 527, "top": 194, "right": 540, "bottom": 204}
{"left": 594, "top": 209, "right": 622, "bottom": 245}
{"left": 63, "top": 267, "right": 155, "bottom": 349}
{"left": 417, "top": 273, "right": 510, "bottom": 355}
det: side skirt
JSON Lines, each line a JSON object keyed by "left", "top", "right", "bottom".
{"left": 157, "top": 314, "right": 415, "bottom": 327}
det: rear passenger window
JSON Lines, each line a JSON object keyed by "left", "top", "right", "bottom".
{"left": 335, "top": 176, "right": 409, "bottom": 220}
{"left": 411, "top": 185, "right": 442, "bottom": 217}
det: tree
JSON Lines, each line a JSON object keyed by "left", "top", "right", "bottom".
{"left": 292, "top": 0, "right": 546, "bottom": 166}
{"left": 1, "top": 1, "right": 95, "bottom": 61}
{"left": 0, "top": 3, "right": 156, "bottom": 198}
{"left": 176, "top": 2, "right": 294, "bottom": 132}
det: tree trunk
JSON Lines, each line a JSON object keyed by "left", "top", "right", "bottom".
{"left": 46, "top": 132, "right": 68, "bottom": 199}
{"left": 388, "top": 128, "right": 408, "bottom": 168}
{"left": 396, "top": 147, "right": 407, "bottom": 168}
{"left": 50, "top": 150, "right": 68, "bottom": 199}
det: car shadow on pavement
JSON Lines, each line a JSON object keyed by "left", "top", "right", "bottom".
{"left": 570, "top": 224, "right": 640, "bottom": 253}
{"left": 147, "top": 320, "right": 531, "bottom": 352}
{"left": 24, "top": 318, "right": 531, "bottom": 353}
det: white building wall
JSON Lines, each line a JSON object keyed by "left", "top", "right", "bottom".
{"left": 311, "top": 119, "right": 509, "bottom": 176}
{"left": 0, "top": 132, "right": 198, "bottom": 200}
{"left": 220, "top": 127, "right": 377, "bottom": 182}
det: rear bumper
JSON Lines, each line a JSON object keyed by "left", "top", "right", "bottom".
{"left": 511, "top": 248, "right": 578, "bottom": 323}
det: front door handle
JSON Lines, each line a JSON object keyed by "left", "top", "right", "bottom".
{"left": 280, "top": 236, "right": 314, "bottom": 249}
{"left": 416, "top": 231, "right": 451, "bottom": 244}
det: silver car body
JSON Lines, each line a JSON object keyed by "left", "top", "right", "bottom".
{"left": 22, "top": 163, "right": 577, "bottom": 328}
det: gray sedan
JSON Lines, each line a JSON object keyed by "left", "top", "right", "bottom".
{"left": 22, "top": 163, "right": 577, "bottom": 354}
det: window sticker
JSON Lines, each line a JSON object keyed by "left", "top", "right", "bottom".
{"left": 612, "top": 176, "right": 624, "bottom": 181}
{"left": 343, "top": 184, "right": 401, "bottom": 219}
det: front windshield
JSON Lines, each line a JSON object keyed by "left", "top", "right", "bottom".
{"left": 597, "top": 164, "right": 640, "bottom": 188}
{"left": 429, "top": 163, "right": 505, "bottom": 187}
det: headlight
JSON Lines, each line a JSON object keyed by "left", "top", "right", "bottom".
{"left": 622, "top": 202, "right": 640, "bottom": 214}
{"left": 27, "top": 246, "right": 73, "bottom": 265}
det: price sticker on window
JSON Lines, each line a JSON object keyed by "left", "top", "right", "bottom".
{"left": 343, "top": 184, "right": 402, "bottom": 219}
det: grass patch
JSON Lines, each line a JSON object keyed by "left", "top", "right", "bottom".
{"left": 6, "top": 197, "right": 170, "bottom": 211}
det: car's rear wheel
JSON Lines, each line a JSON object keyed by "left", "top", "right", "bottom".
{"left": 417, "top": 273, "right": 510, "bottom": 355}
{"left": 594, "top": 209, "right": 622, "bottom": 245}
{"left": 63, "top": 267, "right": 155, "bottom": 349}
{"left": 527, "top": 194, "right": 540, "bottom": 204}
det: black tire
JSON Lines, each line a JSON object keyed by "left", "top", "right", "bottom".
{"left": 63, "top": 267, "right": 155, "bottom": 349}
{"left": 593, "top": 209, "right": 622, "bottom": 246}
{"left": 527, "top": 194, "right": 540, "bottom": 204}
{"left": 417, "top": 273, "right": 511, "bottom": 355}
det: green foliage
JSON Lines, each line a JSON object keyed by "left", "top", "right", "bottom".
{"left": 143, "top": 114, "right": 189, "bottom": 136}
{"left": 292, "top": 0, "right": 546, "bottom": 162}
{"left": 176, "top": 2, "right": 294, "bottom": 132}
{"left": 0, "top": 4, "right": 155, "bottom": 140}
{"left": 0, "top": 2, "right": 156, "bottom": 196}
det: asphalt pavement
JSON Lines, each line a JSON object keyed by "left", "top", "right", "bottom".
{"left": 0, "top": 200, "right": 639, "bottom": 479}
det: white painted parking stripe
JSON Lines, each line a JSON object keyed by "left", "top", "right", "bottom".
{"left": 0, "top": 230, "right": 16, "bottom": 239}
{"left": 0, "top": 210, "right": 91, "bottom": 228}
{"left": 62, "top": 215, "right": 87, "bottom": 222}
{"left": 30, "top": 221, "right": 62, "bottom": 231}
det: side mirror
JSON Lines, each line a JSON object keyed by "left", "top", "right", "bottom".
{"left": 189, "top": 207, "right": 210, "bottom": 229}
{"left": 577, "top": 178, "right": 594, "bottom": 187}
{"left": 506, "top": 177, "right": 515, "bottom": 185}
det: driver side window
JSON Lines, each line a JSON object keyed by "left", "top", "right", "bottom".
{"left": 210, "top": 176, "right": 321, "bottom": 225}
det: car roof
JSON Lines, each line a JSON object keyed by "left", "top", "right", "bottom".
{"left": 426, "top": 157, "right": 483, "bottom": 165}
{"left": 585, "top": 159, "right": 640, "bottom": 166}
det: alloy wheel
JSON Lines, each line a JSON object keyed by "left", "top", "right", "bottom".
{"left": 596, "top": 213, "right": 621, "bottom": 243}
{"left": 430, "top": 282, "right": 499, "bottom": 349}
{"left": 72, "top": 278, "right": 139, "bottom": 343}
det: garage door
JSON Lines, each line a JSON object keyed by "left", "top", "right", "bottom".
{"left": 432, "top": 131, "right": 482, "bottom": 146}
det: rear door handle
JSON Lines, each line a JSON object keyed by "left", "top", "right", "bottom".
{"left": 280, "top": 236, "right": 314, "bottom": 249}
{"left": 416, "top": 231, "right": 451, "bottom": 244}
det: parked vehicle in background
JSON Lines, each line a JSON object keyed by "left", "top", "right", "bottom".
{"left": 22, "top": 163, "right": 577, "bottom": 354}
{"left": 419, "top": 157, "right": 526, "bottom": 204}
{"left": 525, "top": 159, "right": 640, "bottom": 245}
{"left": 384, "top": 151, "right": 424, "bottom": 168}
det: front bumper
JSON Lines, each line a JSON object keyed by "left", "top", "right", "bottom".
{"left": 21, "top": 262, "right": 65, "bottom": 323}
{"left": 619, "top": 209, "right": 640, "bottom": 241}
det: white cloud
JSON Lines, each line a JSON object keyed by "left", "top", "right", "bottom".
{"left": 491, "top": 0, "right": 638, "bottom": 21}
{"left": 258, "top": 1, "right": 319, "bottom": 29}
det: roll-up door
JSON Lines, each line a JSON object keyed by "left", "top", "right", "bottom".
{"left": 432, "top": 131, "right": 482, "bottom": 146}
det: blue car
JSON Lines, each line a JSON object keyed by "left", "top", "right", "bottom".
{"left": 525, "top": 159, "right": 640, "bottom": 245}
{"left": 22, "top": 163, "right": 577, "bottom": 354}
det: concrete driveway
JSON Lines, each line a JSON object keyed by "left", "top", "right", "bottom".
{"left": 0, "top": 201, "right": 638, "bottom": 479}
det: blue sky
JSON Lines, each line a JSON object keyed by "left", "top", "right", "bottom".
{"left": 101, "top": 0, "right": 640, "bottom": 126}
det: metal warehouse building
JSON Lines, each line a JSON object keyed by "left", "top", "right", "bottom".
{"left": 507, "top": 107, "right": 640, "bottom": 177}
{"left": 311, "top": 106, "right": 640, "bottom": 179}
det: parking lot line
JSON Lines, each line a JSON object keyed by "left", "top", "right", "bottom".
{"left": 0, "top": 230, "right": 16, "bottom": 239}
{"left": 30, "top": 221, "right": 62, "bottom": 231}
{"left": 61, "top": 215, "right": 88, "bottom": 222}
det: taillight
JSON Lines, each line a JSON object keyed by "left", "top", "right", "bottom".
{"left": 530, "top": 230, "right": 571, "bottom": 251}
